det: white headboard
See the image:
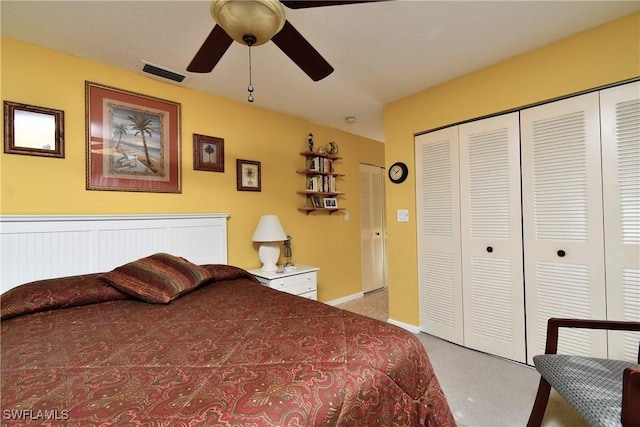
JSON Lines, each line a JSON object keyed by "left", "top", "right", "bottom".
{"left": 0, "top": 213, "right": 229, "bottom": 294}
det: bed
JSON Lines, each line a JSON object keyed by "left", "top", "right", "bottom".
{"left": 1, "top": 255, "right": 455, "bottom": 426}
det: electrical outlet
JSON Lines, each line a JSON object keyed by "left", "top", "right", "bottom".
{"left": 344, "top": 211, "right": 350, "bottom": 221}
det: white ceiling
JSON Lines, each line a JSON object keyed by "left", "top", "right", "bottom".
{"left": 2, "top": 1, "right": 638, "bottom": 142}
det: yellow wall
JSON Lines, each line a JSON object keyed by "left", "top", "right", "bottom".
{"left": 383, "top": 13, "right": 640, "bottom": 326}
{"left": 0, "top": 37, "right": 385, "bottom": 302}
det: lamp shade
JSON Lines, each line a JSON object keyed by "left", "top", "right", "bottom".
{"left": 211, "top": 0, "right": 285, "bottom": 46}
{"left": 252, "top": 215, "right": 287, "bottom": 242}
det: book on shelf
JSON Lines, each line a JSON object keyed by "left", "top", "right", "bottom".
{"left": 308, "top": 177, "right": 318, "bottom": 192}
{"left": 309, "top": 157, "right": 320, "bottom": 172}
{"left": 308, "top": 156, "right": 332, "bottom": 173}
{"left": 307, "top": 175, "right": 338, "bottom": 193}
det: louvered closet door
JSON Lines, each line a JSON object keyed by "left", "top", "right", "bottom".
{"left": 416, "top": 127, "right": 464, "bottom": 344}
{"left": 359, "top": 163, "right": 387, "bottom": 293}
{"left": 601, "top": 81, "right": 640, "bottom": 362}
{"left": 459, "top": 113, "right": 525, "bottom": 362}
{"left": 521, "top": 92, "right": 607, "bottom": 364}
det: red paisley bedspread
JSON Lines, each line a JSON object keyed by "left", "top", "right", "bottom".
{"left": 1, "top": 265, "right": 455, "bottom": 426}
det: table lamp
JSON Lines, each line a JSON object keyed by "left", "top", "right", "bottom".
{"left": 252, "top": 215, "right": 287, "bottom": 272}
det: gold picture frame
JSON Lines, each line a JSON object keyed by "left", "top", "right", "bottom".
{"left": 85, "top": 81, "right": 181, "bottom": 193}
{"left": 3, "top": 101, "right": 65, "bottom": 158}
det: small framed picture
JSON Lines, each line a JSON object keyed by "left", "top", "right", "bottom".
{"left": 4, "top": 101, "right": 65, "bottom": 158}
{"left": 193, "top": 134, "right": 224, "bottom": 172}
{"left": 237, "top": 159, "right": 261, "bottom": 192}
{"left": 323, "top": 197, "right": 338, "bottom": 209}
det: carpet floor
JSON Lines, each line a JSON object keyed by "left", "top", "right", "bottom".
{"left": 336, "top": 288, "right": 588, "bottom": 427}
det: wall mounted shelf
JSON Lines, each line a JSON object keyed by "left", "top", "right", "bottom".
{"left": 298, "top": 151, "right": 345, "bottom": 214}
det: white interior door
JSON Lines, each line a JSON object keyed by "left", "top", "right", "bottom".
{"left": 521, "top": 92, "right": 607, "bottom": 363}
{"left": 416, "top": 127, "right": 464, "bottom": 345}
{"left": 459, "top": 112, "right": 526, "bottom": 362}
{"left": 359, "top": 163, "right": 387, "bottom": 293}
{"left": 600, "top": 81, "right": 640, "bottom": 362}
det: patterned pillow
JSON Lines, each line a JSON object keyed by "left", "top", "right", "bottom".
{"left": 99, "top": 253, "right": 212, "bottom": 304}
{"left": 1, "top": 273, "right": 130, "bottom": 321}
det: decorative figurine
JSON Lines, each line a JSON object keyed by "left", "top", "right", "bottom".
{"left": 308, "top": 133, "right": 314, "bottom": 152}
{"left": 327, "top": 141, "right": 338, "bottom": 155}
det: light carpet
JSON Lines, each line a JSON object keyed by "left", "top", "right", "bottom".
{"left": 336, "top": 288, "right": 588, "bottom": 427}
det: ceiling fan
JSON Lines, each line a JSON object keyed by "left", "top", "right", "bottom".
{"left": 187, "top": 0, "right": 379, "bottom": 82}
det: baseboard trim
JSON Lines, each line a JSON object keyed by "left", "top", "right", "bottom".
{"left": 388, "top": 319, "right": 421, "bottom": 334}
{"left": 326, "top": 292, "right": 364, "bottom": 306}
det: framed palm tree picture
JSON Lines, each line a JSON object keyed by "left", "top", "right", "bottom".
{"left": 85, "top": 81, "right": 181, "bottom": 193}
{"left": 236, "top": 159, "right": 261, "bottom": 192}
{"left": 193, "top": 134, "right": 224, "bottom": 172}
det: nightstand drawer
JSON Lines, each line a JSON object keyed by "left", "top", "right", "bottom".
{"left": 275, "top": 280, "right": 316, "bottom": 296}
{"left": 269, "top": 272, "right": 316, "bottom": 290}
{"left": 299, "top": 290, "right": 317, "bottom": 300}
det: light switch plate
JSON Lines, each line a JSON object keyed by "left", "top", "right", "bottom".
{"left": 397, "top": 209, "right": 409, "bottom": 222}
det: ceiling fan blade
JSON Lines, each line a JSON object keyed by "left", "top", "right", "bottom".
{"left": 271, "top": 20, "right": 334, "bottom": 81}
{"left": 281, "top": 1, "right": 382, "bottom": 9}
{"left": 187, "top": 25, "right": 233, "bottom": 73}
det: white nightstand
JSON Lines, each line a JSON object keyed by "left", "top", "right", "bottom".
{"left": 248, "top": 265, "right": 319, "bottom": 300}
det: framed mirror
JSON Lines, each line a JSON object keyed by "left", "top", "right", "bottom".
{"left": 4, "top": 101, "right": 65, "bottom": 158}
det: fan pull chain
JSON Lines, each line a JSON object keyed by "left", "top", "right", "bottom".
{"left": 247, "top": 44, "right": 254, "bottom": 103}
{"left": 242, "top": 34, "right": 257, "bottom": 103}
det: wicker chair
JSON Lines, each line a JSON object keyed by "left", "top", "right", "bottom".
{"left": 527, "top": 318, "right": 640, "bottom": 427}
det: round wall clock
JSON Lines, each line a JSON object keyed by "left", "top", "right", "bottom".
{"left": 388, "top": 161, "right": 409, "bottom": 184}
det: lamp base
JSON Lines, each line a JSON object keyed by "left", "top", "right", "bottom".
{"left": 258, "top": 242, "right": 280, "bottom": 272}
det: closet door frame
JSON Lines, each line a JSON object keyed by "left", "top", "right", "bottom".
{"left": 414, "top": 79, "right": 638, "bottom": 364}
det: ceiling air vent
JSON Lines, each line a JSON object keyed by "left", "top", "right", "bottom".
{"left": 142, "top": 62, "right": 186, "bottom": 83}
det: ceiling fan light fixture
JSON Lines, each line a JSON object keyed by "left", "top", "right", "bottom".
{"left": 211, "top": 0, "right": 285, "bottom": 46}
